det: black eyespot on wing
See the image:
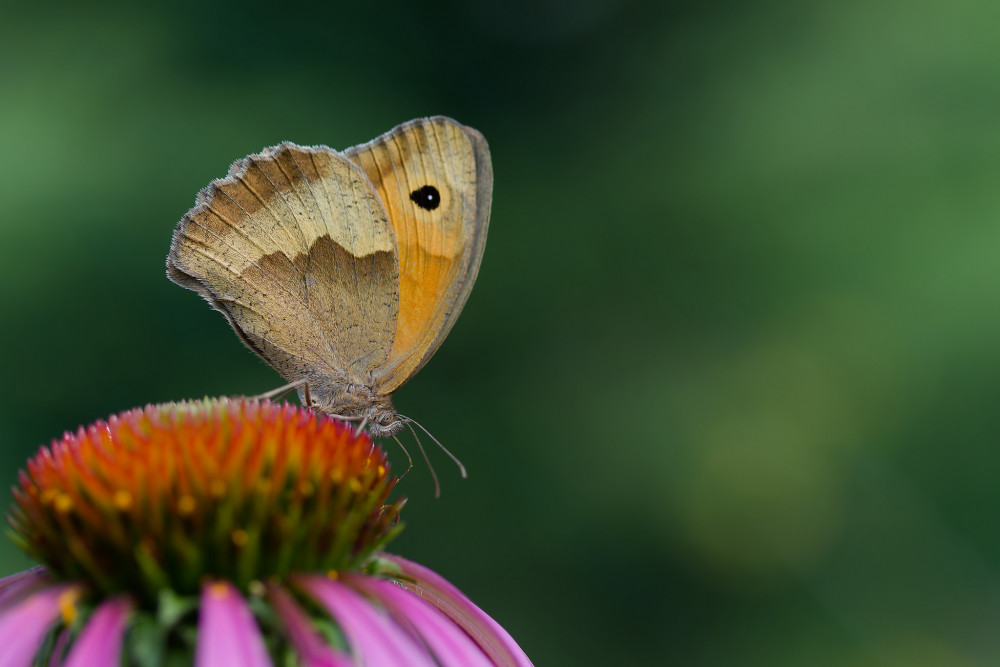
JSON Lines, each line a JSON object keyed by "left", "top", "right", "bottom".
{"left": 409, "top": 185, "right": 440, "bottom": 211}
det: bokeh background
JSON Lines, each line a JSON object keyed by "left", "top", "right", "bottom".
{"left": 4, "top": 0, "right": 1000, "bottom": 664}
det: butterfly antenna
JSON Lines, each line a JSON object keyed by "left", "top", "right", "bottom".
{"left": 390, "top": 434, "right": 415, "bottom": 480}
{"left": 403, "top": 415, "right": 467, "bottom": 479}
{"left": 405, "top": 420, "right": 441, "bottom": 498}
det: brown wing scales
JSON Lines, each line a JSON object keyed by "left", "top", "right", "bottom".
{"left": 167, "top": 143, "right": 399, "bottom": 384}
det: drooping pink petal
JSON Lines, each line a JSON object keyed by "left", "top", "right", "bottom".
{"left": 195, "top": 581, "right": 273, "bottom": 667}
{"left": 347, "top": 574, "right": 493, "bottom": 667}
{"left": 0, "top": 566, "right": 49, "bottom": 612}
{"left": 48, "top": 628, "right": 70, "bottom": 667}
{"left": 63, "top": 595, "right": 133, "bottom": 667}
{"left": 266, "top": 583, "right": 353, "bottom": 667}
{"left": 296, "top": 574, "right": 435, "bottom": 667}
{"left": 0, "top": 583, "right": 76, "bottom": 666}
{"left": 381, "top": 554, "right": 532, "bottom": 667}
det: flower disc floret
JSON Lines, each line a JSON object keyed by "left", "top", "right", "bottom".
{"left": 8, "top": 398, "right": 403, "bottom": 602}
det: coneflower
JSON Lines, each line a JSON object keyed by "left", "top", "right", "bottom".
{"left": 1, "top": 398, "right": 530, "bottom": 666}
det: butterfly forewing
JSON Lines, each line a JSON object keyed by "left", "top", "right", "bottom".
{"left": 345, "top": 117, "right": 493, "bottom": 392}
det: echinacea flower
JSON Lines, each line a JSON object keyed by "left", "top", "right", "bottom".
{"left": 1, "top": 398, "right": 531, "bottom": 666}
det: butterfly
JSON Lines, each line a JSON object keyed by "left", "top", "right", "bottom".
{"left": 167, "top": 117, "right": 492, "bottom": 438}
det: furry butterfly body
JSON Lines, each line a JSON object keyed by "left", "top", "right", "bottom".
{"left": 167, "top": 117, "right": 492, "bottom": 437}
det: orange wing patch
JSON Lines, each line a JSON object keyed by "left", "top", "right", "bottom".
{"left": 346, "top": 118, "right": 483, "bottom": 389}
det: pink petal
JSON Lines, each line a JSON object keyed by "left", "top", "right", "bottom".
{"left": 347, "top": 574, "right": 493, "bottom": 667}
{"left": 63, "top": 595, "right": 132, "bottom": 667}
{"left": 0, "top": 583, "right": 76, "bottom": 666}
{"left": 296, "top": 575, "right": 435, "bottom": 667}
{"left": 48, "top": 628, "right": 70, "bottom": 667}
{"left": 266, "top": 584, "right": 352, "bottom": 667}
{"left": 0, "top": 567, "right": 50, "bottom": 612}
{"left": 195, "top": 581, "right": 273, "bottom": 667}
{"left": 381, "top": 554, "right": 532, "bottom": 667}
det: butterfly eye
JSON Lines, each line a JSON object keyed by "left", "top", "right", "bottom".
{"left": 409, "top": 185, "right": 440, "bottom": 211}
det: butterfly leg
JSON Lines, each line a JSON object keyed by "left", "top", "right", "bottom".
{"left": 354, "top": 413, "right": 370, "bottom": 438}
{"left": 390, "top": 434, "right": 415, "bottom": 479}
{"left": 251, "top": 379, "right": 305, "bottom": 402}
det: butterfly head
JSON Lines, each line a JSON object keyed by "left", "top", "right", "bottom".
{"left": 368, "top": 408, "right": 406, "bottom": 439}
{"left": 304, "top": 380, "right": 405, "bottom": 438}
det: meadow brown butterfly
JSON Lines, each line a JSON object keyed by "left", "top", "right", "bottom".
{"left": 167, "top": 117, "right": 492, "bottom": 438}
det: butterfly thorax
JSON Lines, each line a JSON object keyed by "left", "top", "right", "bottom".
{"left": 301, "top": 378, "right": 404, "bottom": 438}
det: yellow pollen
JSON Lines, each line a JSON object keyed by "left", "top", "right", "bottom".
{"left": 177, "top": 495, "right": 196, "bottom": 516}
{"left": 113, "top": 490, "right": 133, "bottom": 511}
{"left": 349, "top": 478, "right": 362, "bottom": 493}
{"left": 41, "top": 489, "right": 59, "bottom": 505}
{"left": 58, "top": 587, "right": 81, "bottom": 625}
{"left": 209, "top": 480, "right": 226, "bottom": 498}
{"left": 378, "top": 465, "right": 386, "bottom": 476}
{"left": 327, "top": 569, "right": 339, "bottom": 579}
{"left": 54, "top": 494, "right": 73, "bottom": 514}
{"left": 298, "top": 480, "right": 314, "bottom": 496}
{"left": 231, "top": 529, "right": 249, "bottom": 548}
{"left": 331, "top": 470, "right": 344, "bottom": 484}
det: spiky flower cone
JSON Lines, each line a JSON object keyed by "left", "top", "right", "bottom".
{"left": 0, "top": 399, "right": 530, "bottom": 666}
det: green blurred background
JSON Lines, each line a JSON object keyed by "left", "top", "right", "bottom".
{"left": 4, "top": 0, "right": 1000, "bottom": 664}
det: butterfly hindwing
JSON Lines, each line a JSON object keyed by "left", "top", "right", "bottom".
{"left": 167, "top": 143, "right": 400, "bottom": 383}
